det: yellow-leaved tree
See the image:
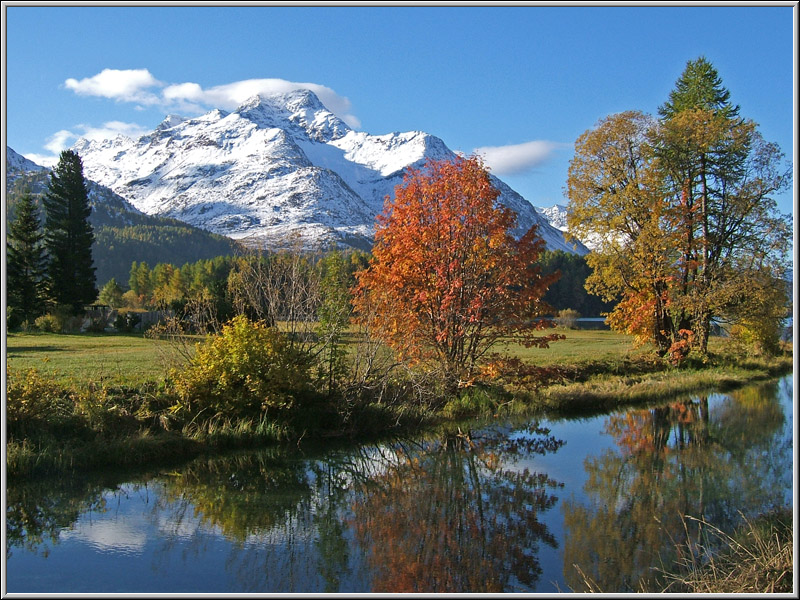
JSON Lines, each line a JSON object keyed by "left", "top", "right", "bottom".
{"left": 567, "top": 58, "right": 790, "bottom": 360}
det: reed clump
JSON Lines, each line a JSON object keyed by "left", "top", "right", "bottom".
{"left": 660, "top": 509, "right": 793, "bottom": 594}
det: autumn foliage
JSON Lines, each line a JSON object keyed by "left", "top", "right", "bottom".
{"left": 354, "top": 155, "right": 559, "bottom": 389}
{"left": 567, "top": 59, "right": 790, "bottom": 361}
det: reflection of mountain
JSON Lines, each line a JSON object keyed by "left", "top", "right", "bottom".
{"left": 561, "top": 380, "right": 791, "bottom": 592}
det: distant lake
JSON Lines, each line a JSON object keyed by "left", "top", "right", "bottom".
{"left": 6, "top": 375, "right": 793, "bottom": 593}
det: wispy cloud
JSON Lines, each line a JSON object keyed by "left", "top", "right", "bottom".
{"left": 79, "top": 121, "right": 152, "bottom": 141}
{"left": 473, "top": 140, "right": 564, "bottom": 176}
{"left": 62, "top": 68, "right": 361, "bottom": 127}
{"left": 44, "top": 129, "right": 77, "bottom": 154}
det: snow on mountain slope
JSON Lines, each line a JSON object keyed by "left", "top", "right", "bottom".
{"left": 534, "top": 204, "right": 568, "bottom": 231}
{"left": 6, "top": 146, "right": 47, "bottom": 187}
{"left": 535, "top": 203, "right": 599, "bottom": 252}
{"left": 6, "top": 146, "right": 164, "bottom": 226}
{"left": 71, "top": 90, "right": 585, "bottom": 253}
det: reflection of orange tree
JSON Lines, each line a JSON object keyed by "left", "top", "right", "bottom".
{"left": 350, "top": 425, "right": 564, "bottom": 592}
{"left": 562, "top": 382, "right": 788, "bottom": 592}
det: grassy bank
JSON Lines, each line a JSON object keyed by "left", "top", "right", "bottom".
{"left": 661, "top": 507, "right": 794, "bottom": 594}
{"left": 528, "top": 353, "right": 793, "bottom": 418}
{"left": 6, "top": 329, "right": 794, "bottom": 478}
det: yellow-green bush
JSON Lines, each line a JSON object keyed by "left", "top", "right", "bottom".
{"left": 6, "top": 367, "right": 73, "bottom": 425}
{"left": 34, "top": 313, "right": 65, "bottom": 333}
{"left": 729, "top": 317, "right": 782, "bottom": 356}
{"left": 170, "top": 315, "right": 313, "bottom": 421}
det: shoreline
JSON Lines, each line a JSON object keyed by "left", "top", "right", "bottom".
{"left": 7, "top": 350, "right": 793, "bottom": 481}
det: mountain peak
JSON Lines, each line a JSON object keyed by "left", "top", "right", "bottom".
{"left": 156, "top": 114, "right": 187, "bottom": 130}
{"left": 233, "top": 90, "right": 349, "bottom": 142}
{"left": 66, "top": 93, "right": 585, "bottom": 254}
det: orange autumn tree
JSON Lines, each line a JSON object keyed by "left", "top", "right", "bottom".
{"left": 354, "top": 155, "right": 559, "bottom": 392}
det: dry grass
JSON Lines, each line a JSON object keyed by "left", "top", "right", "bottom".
{"left": 569, "top": 509, "right": 794, "bottom": 594}
{"left": 661, "top": 510, "right": 794, "bottom": 594}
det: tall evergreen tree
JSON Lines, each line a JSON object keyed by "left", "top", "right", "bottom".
{"left": 654, "top": 57, "right": 788, "bottom": 352}
{"left": 658, "top": 56, "right": 740, "bottom": 121}
{"left": 7, "top": 190, "right": 48, "bottom": 324}
{"left": 43, "top": 150, "right": 97, "bottom": 314}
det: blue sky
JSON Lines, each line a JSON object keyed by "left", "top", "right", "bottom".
{"left": 4, "top": 4, "right": 796, "bottom": 218}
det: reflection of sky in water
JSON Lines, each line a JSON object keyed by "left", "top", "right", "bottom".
{"left": 6, "top": 375, "right": 794, "bottom": 594}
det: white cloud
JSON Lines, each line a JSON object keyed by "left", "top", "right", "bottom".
{"left": 44, "top": 129, "right": 76, "bottom": 154}
{"left": 472, "top": 140, "right": 563, "bottom": 176}
{"left": 64, "top": 69, "right": 361, "bottom": 128}
{"left": 64, "top": 68, "right": 163, "bottom": 105}
{"left": 23, "top": 153, "right": 58, "bottom": 168}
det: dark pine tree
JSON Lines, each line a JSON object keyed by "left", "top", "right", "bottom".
{"left": 43, "top": 150, "right": 97, "bottom": 314}
{"left": 7, "top": 189, "right": 48, "bottom": 324}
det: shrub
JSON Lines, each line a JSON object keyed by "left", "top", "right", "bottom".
{"left": 441, "top": 386, "right": 501, "bottom": 419}
{"left": 170, "top": 315, "right": 314, "bottom": 421}
{"left": 114, "top": 310, "right": 141, "bottom": 332}
{"left": 729, "top": 318, "right": 781, "bottom": 357}
{"left": 34, "top": 306, "right": 83, "bottom": 333}
{"left": 6, "top": 367, "right": 75, "bottom": 435}
{"left": 85, "top": 315, "right": 108, "bottom": 333}
{"left": 555, "top": 308, "right": 581, "bottom": 329}
{"left": 7, "top": 306, "right": 22, "bottom": 330}
{"left": 34, "top": 312, "right": 65, "bottom": 333}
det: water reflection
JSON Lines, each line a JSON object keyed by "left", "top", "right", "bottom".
{"left": 562, "top": 379, "right": 792, "bottom": 592}
{"left": 6, "top": 477, "right": 109, "bottom": 559}
{"left": 349, "top": 425, "right": 564, "bottom": 592}
{"left": 6, "top": 377, "right": 792, "bottom": 594}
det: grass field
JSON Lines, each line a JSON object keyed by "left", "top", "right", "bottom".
{"left": 501, "top": 328, "right": 647, "bottom": 366}
{"left": 5, "top": 326, "right": 792, "bottom": 481}
{"left": 5, "top": 331, "right": 189, "bottom": 386}
{"left": 6, "top": 328, "right": 645, "bottom": 385}
{"left": 3, "top": 327, "right": 751, "bottom": 387}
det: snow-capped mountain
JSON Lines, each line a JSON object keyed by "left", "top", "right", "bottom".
{"left": 535, "top": 203, "right": 599, "bottom": 252}
{"left": 534, "top": 203, "right": 568, "bottom": 232}
{"left": 69, "top": 90, "right": 585, "bottom": 253}
{"left": 8, "top": 145, "right": 144, "bottom": 221}
{"left": 6, "top": 146, "right": 47, "bottom": 181}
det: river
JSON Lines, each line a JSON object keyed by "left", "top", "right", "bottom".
{"left": 5, "top": 375, "right": 794, "bottom": 593}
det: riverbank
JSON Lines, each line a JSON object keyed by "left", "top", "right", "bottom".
{"left": 573, "top": 506, "right": 794, "bottom": 594}
{"left": 662, "top": 507, "right": 793, "bottom": 594}
{"left": 7, "top": 329, "right": 793, "bottom": 480}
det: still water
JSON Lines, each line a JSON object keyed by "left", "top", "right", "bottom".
{"left": 6, "top": 375, "right": 794, "bottom": 593}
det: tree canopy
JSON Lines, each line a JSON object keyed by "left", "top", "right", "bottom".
{"left": 355, "top": 155, "right": 559, "bottom": 389}
{"left": 567, "top": 58, "right": 791, "bottom": 360}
